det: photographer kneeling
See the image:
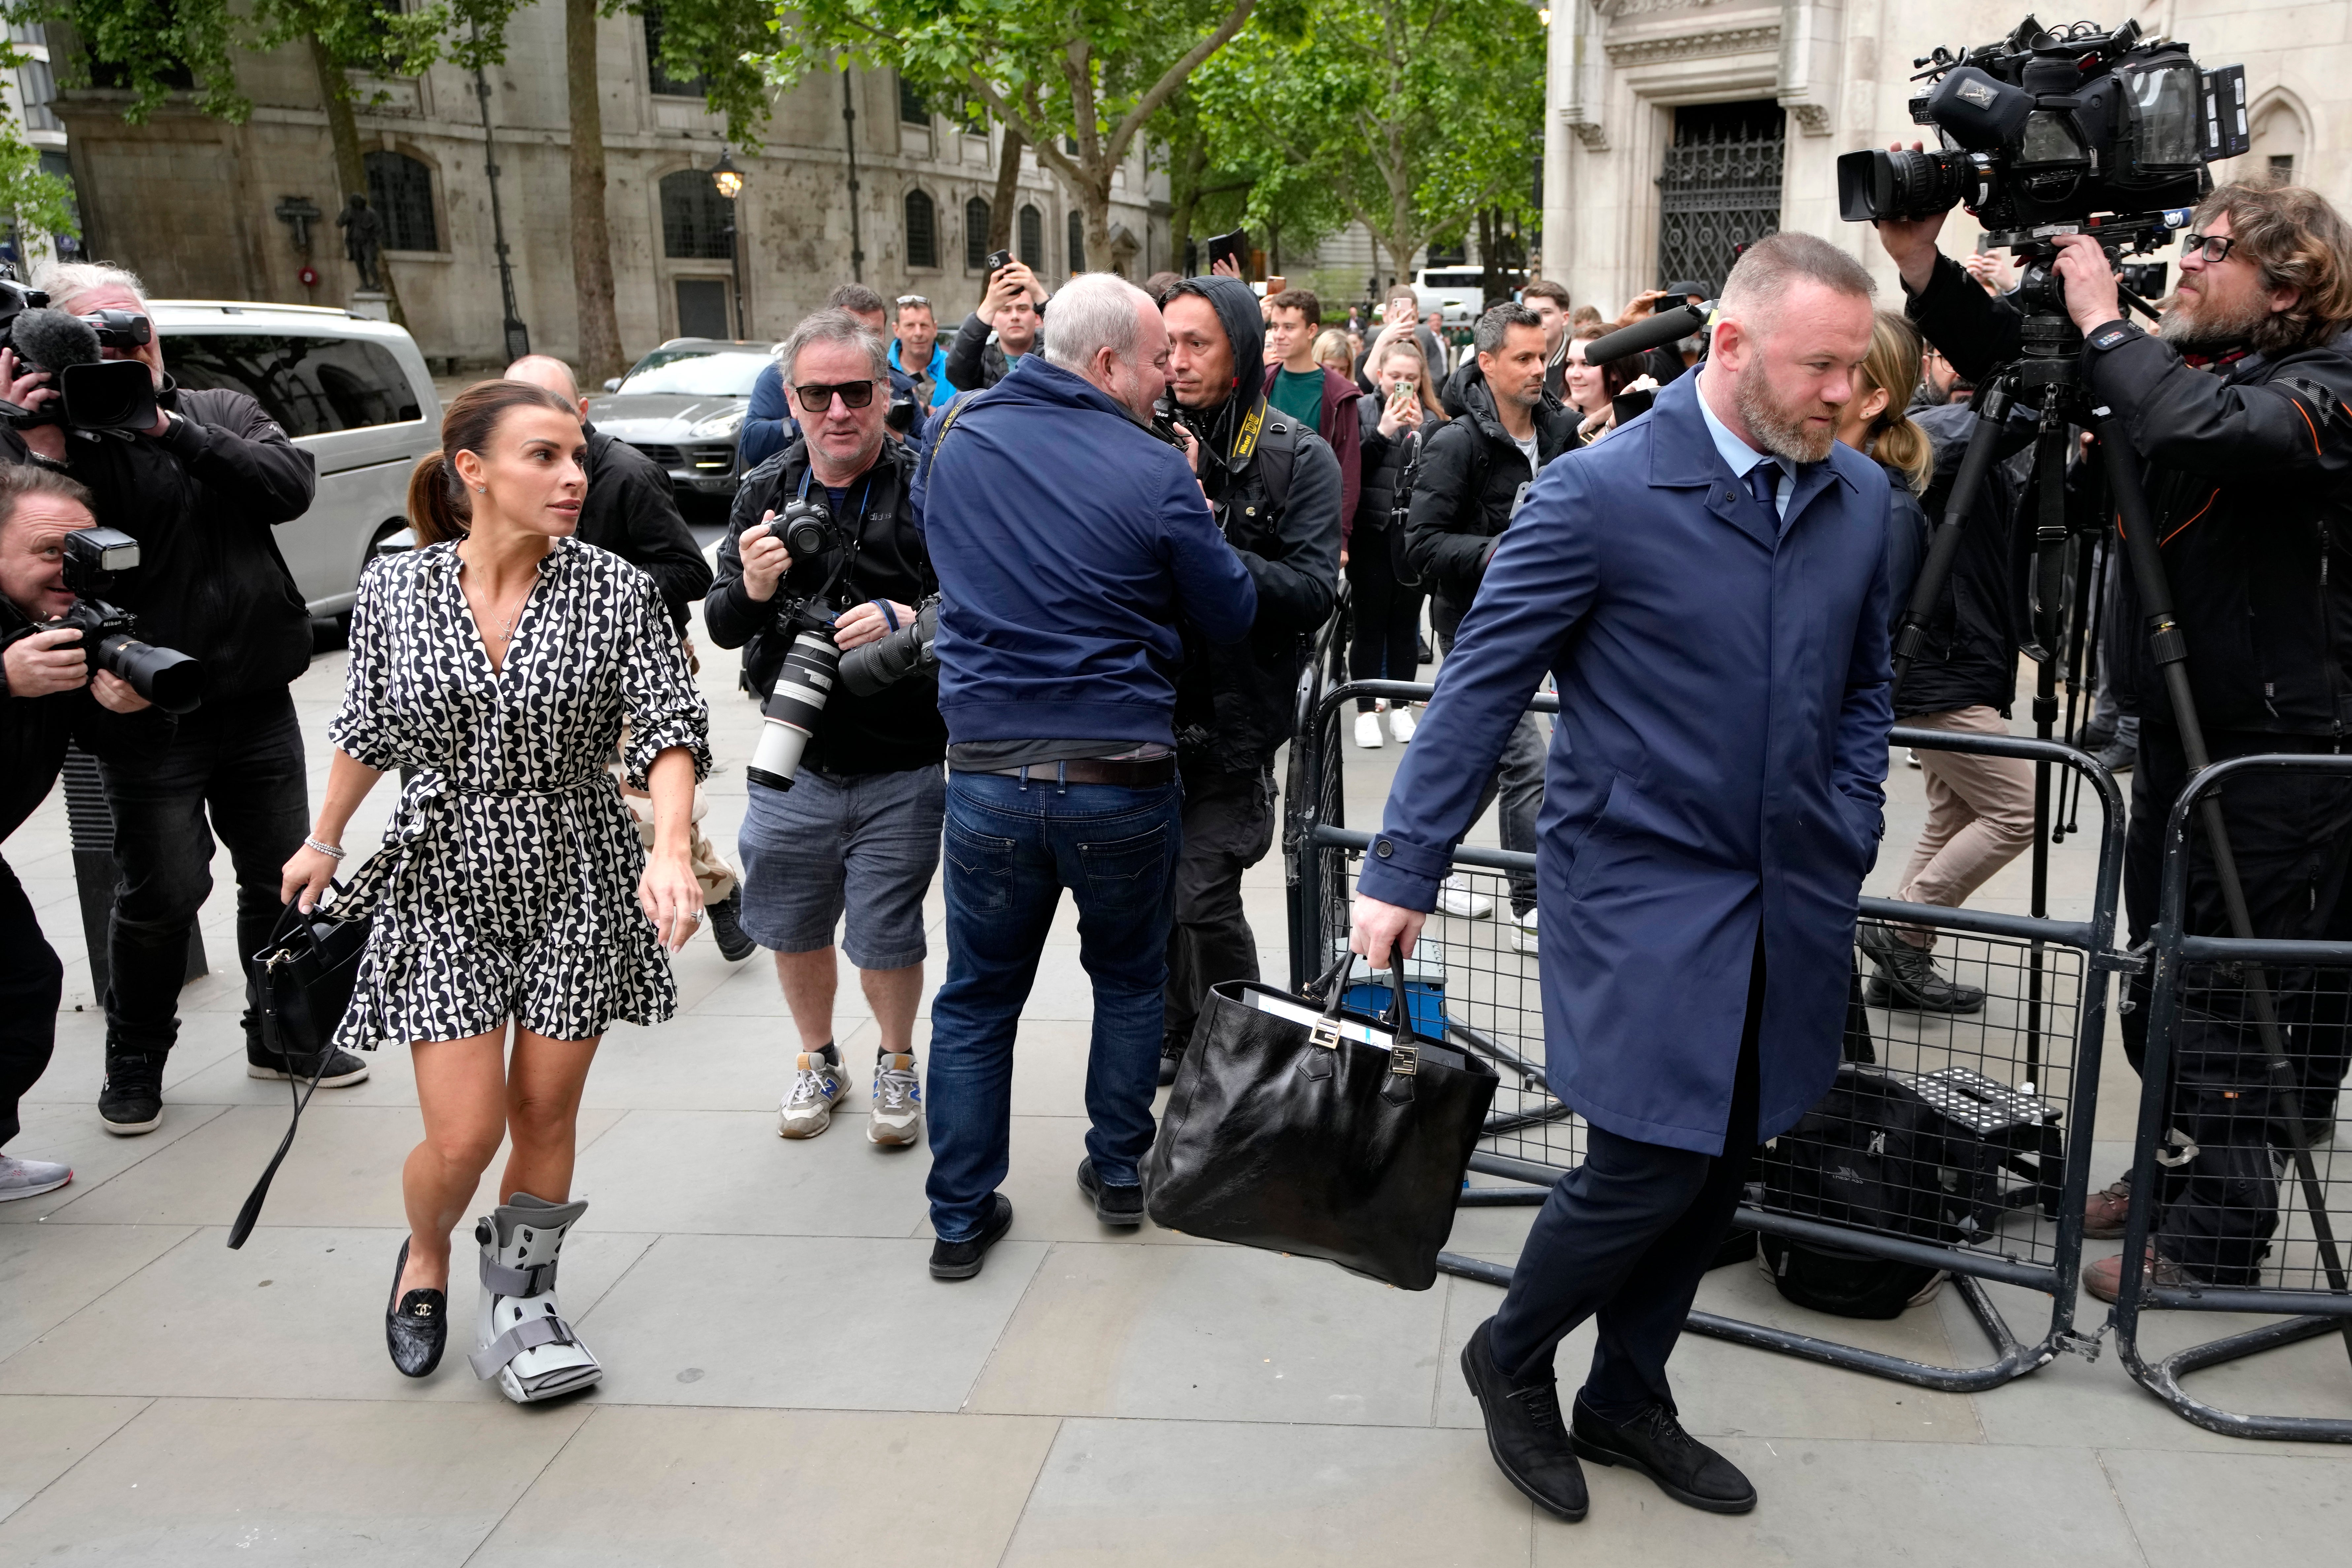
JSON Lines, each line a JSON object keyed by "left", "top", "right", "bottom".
{"left": 1880, "top": 181, "right": 2352, "bottom": 1300}
{"left": 0, "top": 466, "right": 165, "bottom": 1196}
{"left": 8, "top": 261, "right": 352, "bottom": 1135}
{"left": 705, "top": 309, "right": 947, "bottom": 1148}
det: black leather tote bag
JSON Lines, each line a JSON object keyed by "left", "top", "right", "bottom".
{"left": 1142, "top": 949, "right": 1498, "bottom": 1290}
{"left": 227, "top": 892, "right": 372, "bottom": 1248}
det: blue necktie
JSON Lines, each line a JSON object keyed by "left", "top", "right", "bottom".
{"left": 1747, "top": 460, "right": 1782, "bottom": 519}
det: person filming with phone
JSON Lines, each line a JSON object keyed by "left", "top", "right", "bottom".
{"left": 1877, "top": 178, "right": 2352, "bottom": 1301}
{"left": 946, "top": 257, "right": 1047, "bottom": 392}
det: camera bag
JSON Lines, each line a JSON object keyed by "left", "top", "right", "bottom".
{"left": 1755, "top": 1064, "right": 1954, "bottom": 1318}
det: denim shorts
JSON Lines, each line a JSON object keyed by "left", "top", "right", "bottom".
{"left": 738, "top": 763, "right": 945, "bottom": 970}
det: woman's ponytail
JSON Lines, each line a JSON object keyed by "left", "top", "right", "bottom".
{"left": 405, "top": 453, "right": 469, "bottom": 545}
{"left": 1872, "top": 409, "right": 1935, "bottom": 497}
{"left": 1862, "top": 311, "right": 1937, "bottom": 497}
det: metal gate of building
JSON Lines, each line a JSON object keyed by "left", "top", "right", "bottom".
{"left": 1655, "top": 99, "right": 1785, "bottom": 294}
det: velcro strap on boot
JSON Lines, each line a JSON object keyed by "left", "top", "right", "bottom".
{"left": 469, "top": 1312, "right": 578, "bottom": 1379}
{"left": 479, "top": 1253, "right": 559, "bottom": 1297}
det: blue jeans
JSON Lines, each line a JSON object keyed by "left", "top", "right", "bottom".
{"left": 926, "top": 769, "right": 1182, "bottom": 1242}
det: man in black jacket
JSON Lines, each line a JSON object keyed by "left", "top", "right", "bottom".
{"left": 1405, "top": 302, "right": 1577, "bottom": 943}
{"left": 18, "top": 262, "right": 362, "bottom": 1134}
{"left": 504, "top": 355, "right": 712, "bottom": 631}
{"left": 705, "top": 310, "right": 947, "bottom": 1148}
{"left": 1156, "top": 275, "right": 1344, "bottom": 1082}
{"left": 0, "top": 466, "right": 164, "bottom": 1195}
{"left": 1883, "top": 181, "right": 2352, "bottom": 1298}
{"left": 945, "top": 260, "right": 1047, "bottom": 391}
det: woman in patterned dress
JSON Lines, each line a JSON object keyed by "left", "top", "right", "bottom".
{"left": 280, "top": 380, "right": 709, "bottom": 1401}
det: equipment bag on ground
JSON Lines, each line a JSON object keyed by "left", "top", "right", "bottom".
{"left": 1142, "top": 949, "right": 1498, "bottom": 1290}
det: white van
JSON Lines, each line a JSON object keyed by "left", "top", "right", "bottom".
{"left": 151, "top": 301, "right": 442, "bottom": 624}
{"left": 1411, "top": 268, "right": 1488, "bottom": 325}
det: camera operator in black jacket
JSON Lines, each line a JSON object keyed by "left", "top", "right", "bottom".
{"left": 1881, "top": 180, "right": 2352, "bottom": 1301}
{"left": 0, "top": 466, "right": 167, "bottom": 1195}
{"left": 1156, "top": 275, "right": 1343, "bottom": 1083}
{"left": 704, "top": 310, "right": 947, "bottom": 1147}
{"left": 1403, "top": 302, "right": 1577, "bottom": 942}
{"left": 9, "top": 262, "right": 360, "bottom": 1135}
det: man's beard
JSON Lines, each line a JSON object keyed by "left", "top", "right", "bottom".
{"left": 2156, "top": 285, "right": 2267, "bottom": 354}
{"left": 1733, "top": 359, "right": 1835, "bottom": 465}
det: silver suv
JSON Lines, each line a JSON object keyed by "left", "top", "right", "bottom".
{"left": 153, "top": 301, "right": 441, "bottom": 624}
{"left": 589, "top": 338, "right": 774, "bottom": 498}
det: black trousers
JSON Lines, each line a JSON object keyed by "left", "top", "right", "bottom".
{"left": 1162, "top": 760, "right": 1277, "bottom": 1048}
{"left": 97, "top": 686, "right": 310, "bottom": 1059}
{"left": 1488, "top": 932, "right": 1765, "bottom": 1418}
{"left": 2120, "top": 724, "right": 2352, "bottom": 1283}
{"left": 0, "top": 855, "right": 63, "bottom": 1150}
{"left": 1345, "top": 527, "right": 1424, "bottom": 710}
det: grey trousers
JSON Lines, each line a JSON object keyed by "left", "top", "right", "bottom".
{"left": 1438, "top": 614, "right": 1545, "bottom": 917}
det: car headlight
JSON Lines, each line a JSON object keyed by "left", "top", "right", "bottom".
{"left": 687, "top": 408, "right": 747, "bottom": 439}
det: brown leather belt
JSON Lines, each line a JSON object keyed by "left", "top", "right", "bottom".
{"left": 981, "top": 757, "right": 1177, "bottom": 787}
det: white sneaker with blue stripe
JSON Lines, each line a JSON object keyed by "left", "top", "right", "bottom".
{"left": 779, "top": 1050, "right": 846, "bottom": 1139}
{"left": 869, "top": 1053, "right": 924, "bottom": 1146}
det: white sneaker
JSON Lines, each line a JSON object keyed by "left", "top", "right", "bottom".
{"left": 0, "top": 1154, "right": 71, "bottom": 1202}
{"left": 778, "top": 1050, "right": 846, "bottom": 1139}
{"left": 869, "top": 1052, "right": 924, "bottom": 1146}
{"left": 1354, "top": 711, "right": 1386, "bottom": 749}
{"left": 1437, "top": 874, "right": 1494, "bottom": 919}
{"left": 1389, "top": 705, "right": 1417, "bottom": 743}
{"left": 1510, "top": 905, "right": 1540, "bottom": 954}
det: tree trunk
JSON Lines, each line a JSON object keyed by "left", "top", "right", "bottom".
{"left": 1168, "top": 136, "right": 1207, "bottom": 276}
{"left": 564, "top": 0, "right": 624, "bottom": 385}
{"left": 1082, "top": 177, "right": 1116, "bottom": 278}
{"left": 307, "top": 35, "right": 406, "bottom": 329}
{"left": 985, "top": 124, "right": 1024, "bottom": 299}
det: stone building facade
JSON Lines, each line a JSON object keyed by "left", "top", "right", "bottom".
{"left": 48, "top": 5, "right": 1167, "bottom": 366}
{"left": 1542, "top": 1, "right": 2347, "bottom": 315}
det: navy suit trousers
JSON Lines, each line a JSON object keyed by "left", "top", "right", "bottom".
{"left": 1488, "top": 932, "right": 1764, "bottom": 1419}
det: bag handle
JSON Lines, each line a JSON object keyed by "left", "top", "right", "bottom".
{"left": 1316, "top": 943, "right": 1429, "bottom": 1096}
{"left": 228, "top": 886, "right": 351, "bottom": 1251}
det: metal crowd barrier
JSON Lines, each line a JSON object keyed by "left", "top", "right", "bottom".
{"left": 1287, "top": 678, "right": 2129, "bottom": 1393}
{"left": 2110, "top": 752, "right": 2352, "bottom": 1442}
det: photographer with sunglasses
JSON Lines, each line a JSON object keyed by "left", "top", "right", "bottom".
{"left": 706, "top": 309, "right": 948, "bottom": 1151}
{"left": 1879, "top": 180, "right": 2352, "bottom": 1300}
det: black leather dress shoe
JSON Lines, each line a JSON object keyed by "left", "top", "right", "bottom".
{"left": 929, "top": 1194, "right": 1015, "bottom": 1280}
{"left": 1076, "top": 1159, "right": 1144, "bottom": 1226}
{"left": 385, "top": 1239, "right": 448, "bottom": 1378}
{"left": 1459, "top": 1318, "right": 1587, "bottom": 1522}
{"left": 1571, "top": 1395, "right": 1755, "bottom": 1515}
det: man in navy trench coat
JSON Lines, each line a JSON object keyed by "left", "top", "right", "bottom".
{"left": 1353, "top": 233, "right": 1895, "bottom": 1523}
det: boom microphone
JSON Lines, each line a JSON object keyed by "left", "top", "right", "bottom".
{"left": 4, "top": 307, "right": 159, "bottom": 433}
{"left": 1584, "top": 300, "right": 1713, "bottom": 366}
{"left": 10, "top": 307, "right": 103, "bottom": 374}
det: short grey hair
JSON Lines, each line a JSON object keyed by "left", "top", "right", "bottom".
{"left": 29, "top": 260, "right": 148, "bottom": 313}
{"left": 780, "top": 308, "right": 888, "bottom": 386}
{"left": 1718, "top": 232, "right": 1876, "bottom": 326}
{"left": 1474, "top": 301, "right": 1542, "bottom": 356}
{"left": 1045, "top": 272, "right": 1150, "bottom": 373}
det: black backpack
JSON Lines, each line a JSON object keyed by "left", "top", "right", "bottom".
{"left": 1756, "top": 1065, "right": 1958, "bottom": 1318}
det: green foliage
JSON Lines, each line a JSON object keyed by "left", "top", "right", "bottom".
{"left": 1194, "top": 0, "right": 1542, "bottom": 276}
{"left": 630, "top": 0, "right": 774, "bottom": 146}
{"left": 0, "top": 42, "right": 76, "bottom": 247}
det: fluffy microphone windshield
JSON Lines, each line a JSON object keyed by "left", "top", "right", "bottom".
{"left": 11, "top": 308, "right": 103, "bottom": 374}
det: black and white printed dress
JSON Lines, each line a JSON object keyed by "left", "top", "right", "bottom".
{"left": 325, "top": 538, "right": 711, "bottom": 1048}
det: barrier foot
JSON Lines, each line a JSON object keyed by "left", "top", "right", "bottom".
{"left": 2118, "top": 1312, "right": 2352, "bottom": 1443}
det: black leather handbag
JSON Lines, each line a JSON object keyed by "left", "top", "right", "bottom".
{"left": 1142, "top": 949, "right": 1498, "bottom": 1290}
{"left": 227, "top": 893, "right": 372, "bottom": 1248}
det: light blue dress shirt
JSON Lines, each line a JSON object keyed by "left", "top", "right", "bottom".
{"left": 1693, "top": 368, "right": 1793, "bottom": 524}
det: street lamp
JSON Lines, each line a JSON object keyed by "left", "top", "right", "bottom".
{"left": 711, "top": 147, "right": 747, "bottom": 339}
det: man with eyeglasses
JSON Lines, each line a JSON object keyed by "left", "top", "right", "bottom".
{"left": 741, "top": 284, "right": 930, "bottom": 469}
{"left": 1878, "top": 180, "right": 2352, "bottom": 1303}
{"left": 706, "top": 308, "right": 948, "bottom": 1151}
{"left": 891, "top": 295, "right": 954, "bottom": 412}
{"left": 5, "top": 260, "right": 367, "bottom": 1135}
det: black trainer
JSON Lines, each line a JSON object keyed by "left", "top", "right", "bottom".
{"left": 1076, "top": 1158, "right": 1145, "bottom": 1227}
{"left": 1459, "top": 1318, "right": 1588, "bottom": 1522}
{"left": 706, "top": 887, "right": 758, "bottom": 962}
{"left": 929, "top": 1193, "right": 1015, "bottom": 1281}
{"left": 2095, "top": 738, "right": 2137, "bottom": 775}
{"left": 1571, "top": 1395, "right": 1755, "bottom": 1515}
{"left": 2069, "top": 720, "right": 2114, "bottom": 753}
{"left": 1858, "top": 920, "right": 1985, "bottom": 1013}
{"left": 247, "top": 1044, "right": 372, "bottom": 1086}
{"left": 1157, "top": 1036, "right": 1186, "bottom": 1088}
{"left": 98, "top": 1052, "right": 165, "bottom": 1136}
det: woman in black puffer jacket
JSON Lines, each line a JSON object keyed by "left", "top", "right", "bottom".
{"left": 1346, "top": 337, "right": 1445, "bottom": 748}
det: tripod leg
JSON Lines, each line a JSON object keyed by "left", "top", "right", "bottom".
{"left": 2024, "top": 419, "right": 2071, "bottom": 1089}
{"left": 1892, "top": 383, "right": 2014, "bottom": 698}
{"left": 2096, "top": 414, "right": 2352, "bottom": 1351}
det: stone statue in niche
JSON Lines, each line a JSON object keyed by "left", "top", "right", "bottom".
{"left": 337, "top": 194, "right": 385, "bottom": 290}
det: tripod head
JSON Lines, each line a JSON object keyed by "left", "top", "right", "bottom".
{"left": 1980, "top": 209, "right": 2185, "bottom": 379}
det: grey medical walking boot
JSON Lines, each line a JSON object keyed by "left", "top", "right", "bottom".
{"left": 469, "top": 1193, "right": 601, "bottom": 1403}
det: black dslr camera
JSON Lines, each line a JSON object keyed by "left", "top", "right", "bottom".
{"left": 743, "top": 495, "right": 848, "bottom": 792}
{"left": 31, "top": 526, "right": 205, "bottom": 712}
{"left": 0, "top": 270, "right": 162, "bottom": 434}
{"left": 1837, "top": 16, "right": 2247, "bottom": 236}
